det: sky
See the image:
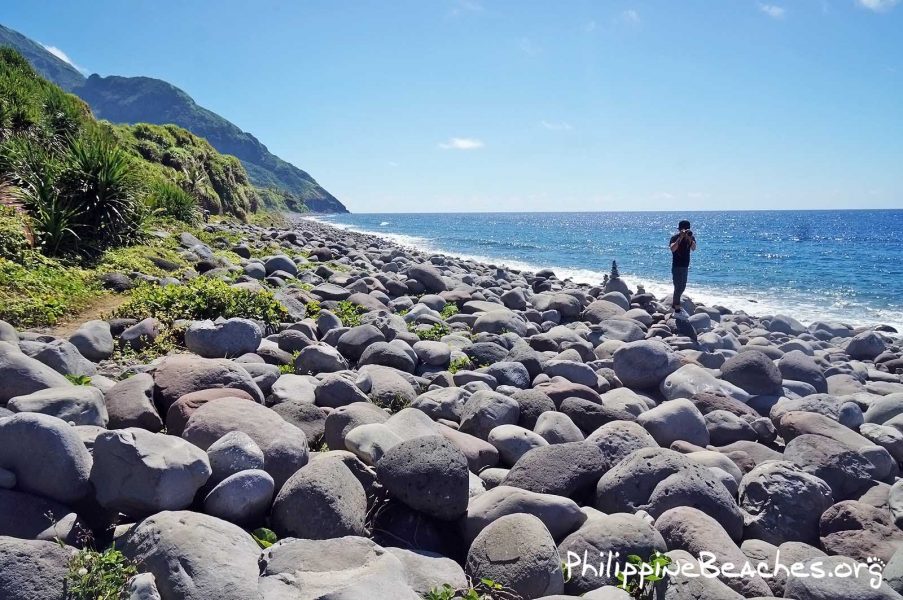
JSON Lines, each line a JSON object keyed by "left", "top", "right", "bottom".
{"left": 3, "top": 0, "right": 902, "bottom": 213}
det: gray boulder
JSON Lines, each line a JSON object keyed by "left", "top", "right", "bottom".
{"left": 0, "top": 413, "right": 92, "bottom": 503}
{"left": 660, "top": 364, "right": 750, "bottom": 403}
{"left": 271, "top": 456, "right": 367, "bottom": 539}
{"left": 739, "top": 460, "right": 834, "bottom": 545}
{"left": 459, "top": 390, "right": 520, "bottom": 439}
{"left": 69, "top": 320, "right": 114, "bottom": 362}
{"left": 105, "top": 373, "right": 163, "bottom": 431}
{"left": 184, "top": 318, "right": 262, "bottom": 358}
{"left": 206, "top": 431, "right": 265, "bottom": 486}
{"left": 376, "top": 436, "right": 470, "bottom": 520}
{"left": 408, "top": 263, "right": 447, "bottom": 293}
{"left": 595, "top": 447, "right": 744, "bottom": 541}
{"left": 719, "top": 349, "right": 783, "bottom": 396}
{"left": 636, "top": 398, "right": 709, "bottom": 448}
{"left": 295, "top": 343, "right": 349, "bottom": 374}
{"left": 203, "top": 469, "right": 274, "bottom": 524}
{"left": 31, "top": 338, "right": 96, "bottom": 376}
{"left": 466, "top": 513, "right": 565, "bottom": 599}
{"left": 152, "top": 354, "right": 264, "bottom": 409}
{"left": 462, "top": 485, "right": 586, "bottom": 544}
{"left": 784, "top": 433, "right": 877, "bottom": 500}
{"left": 784, "top": 555, "right": 903, "bottom": 599}
{"left": 845, "top": 331, "right": 887, "bottom": 360}
{"left": 778, "top": 350, "right": 828, "bottom": 393}
{"left": 91, "top": 428, "right": 211, "bottom": 516}
{"left": 612, "top": 339, "right": 682, "bottom": 389}
{"left": 7, "top": 385, "right": 108, "bottom": 426}
{"left": 0, "top": 341, "right": 71, "bottom": 403}
{"left": 503, "top": 442, "right": 607, "bottom": 500}
{"left": 0, "top": 537, "right": 71, "bottom": 600}
{"left": 488, "top": 424, "right": 549, "bottom": 466}
{"left": 182, "top": 397, "right": 309, "bottom": 489}
{"left": 122, "top": 510, "right": 261, "bottom": 600}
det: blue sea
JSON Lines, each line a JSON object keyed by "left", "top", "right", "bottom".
{"left": 312, "top": 210, "right": 903, "bottom": 332}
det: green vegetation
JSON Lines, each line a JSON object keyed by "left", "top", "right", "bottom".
{"left": 113, "top": 277, "right": 288, "bottom": 331}
{"left": 423, "top": 579, "right": 518, "bottom": 600}
{"left": 0, "top": 204, "right": 30, "bottom": 260}
{"left": 440, "top": 303, "right": 459, "bottom": 319}
{"left": 373, "top": 392, "right": 412, "bottom": 414}
{"left": 614, "top": 552, "right": 672, "bottom": 600}
{"left": 447, "top": 356, "right": 471, "bottom": 374}
{"left": 0, "top": 253, "right": 100, "bottom": 327}
{"left": 65, "top": 544, "right": 138, "bottom": 600}
{"left": 65, "top": 374, "right": 93, "bottom": 385}
{"left": 410, "top": 322, "right": 451, "bottom": 341}
{"left": 251, "top": 527, "right": 278, "bottom": 549}
{"left": 332, "top": 300, "right": 364, "bottom": 327}
{"left": 146, "top": 180, "right": 200, "bottom": 225}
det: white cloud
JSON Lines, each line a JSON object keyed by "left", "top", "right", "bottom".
{"left": 759, "top": 4, "right": 786, "bottom": 18}
{"left": 541, "top": 120, "right": 573, "bottom": 131}
{"left": 518, "top": 37, "right": 541, "bottom": 56}
{"left": 40, "top": 43, "right": 88, "bottom": 74}
{"left": 620, "top": 9, "right": 641, "bottom": 24}
{"left": 438, "top": 137, "right": 484, "bottom": 150}
{"left": 857, "top": 0, "right": 900, "bottom": 11}
{"left": 448, "top": 0, "right": 483, "bottom": 17}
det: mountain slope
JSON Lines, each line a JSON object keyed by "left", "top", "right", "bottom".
{"left": 76, "top": 75, "right": 347, "bottom": 213}
{"left": 0, "top": 23, "right": 347, "bottom": 213}
{"left": 0, "top": 24, "right": 85, "bottom": 91}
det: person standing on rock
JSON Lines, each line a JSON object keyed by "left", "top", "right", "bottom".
{"left": 669, "top": 219, "right": 696, "bottom": 319}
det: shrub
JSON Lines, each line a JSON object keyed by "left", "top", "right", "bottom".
{"left": 66, "top": 544, "right": 138, "bottom": 600}
{"left": 0, "top": 203, "right": 31, "bottom": 260}
{"left": 333, "top": 300, "right": 364, "bottom": 327}
{"left": 146, "top": 179, "right": 200, "bottom": 225}
{"left": 113, "top": 277, "right": 288, "bottom": 331}
{"left": 60, "top": 128, "right": 145, "bottom": 255}
{"left": 440, "top": 303, "right": 459, "bottom": 319}
{"left": 447, "top": 356, "right": 471, "bottom": 374}
{"left": 0, "top": 254, "right": 100, "bottom": 327}
{"left": 410, "top": 322, "right": 450, "bottom": 341}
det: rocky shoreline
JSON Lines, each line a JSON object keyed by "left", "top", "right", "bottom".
{"left": 2, "top": 214, "right": 903, "bottom": 599}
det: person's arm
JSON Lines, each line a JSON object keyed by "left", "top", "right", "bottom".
{"left": 669, "top": 235, "right": 680, "bottom": 252}
{"left": 690, "top": 235, "right": 697, "bottom": 251}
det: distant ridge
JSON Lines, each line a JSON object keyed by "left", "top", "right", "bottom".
{"left": 0, "top": 23, "right": 347, "bottom": 213}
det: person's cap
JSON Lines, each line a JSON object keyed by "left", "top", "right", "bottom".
{"left": 678, "top": 220, "right": 691, "bottom": 230}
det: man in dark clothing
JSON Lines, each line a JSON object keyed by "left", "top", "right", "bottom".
{"left": 669, "top": 219, "right": 697, "bottom": 318}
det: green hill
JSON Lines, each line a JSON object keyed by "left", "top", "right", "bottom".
{"left": 0, "top": 22, "right": 347, "bottom": 213}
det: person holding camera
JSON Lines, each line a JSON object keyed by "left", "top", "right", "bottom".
{"left": 669, "top": 219, "right": 697, "bottom": 319}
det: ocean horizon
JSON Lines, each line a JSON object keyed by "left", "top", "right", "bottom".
{"left": 313, "top": 209, "right": 903, "bottom": 333}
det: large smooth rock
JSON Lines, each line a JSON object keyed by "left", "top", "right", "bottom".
{"left": 385, "top": 547, "right": 468, "bottom": 596}
{"left": 358, "top": 341, "right": 416, "bottom": 373}
{"left": 271, "top": 457, "right": 367, "bottom": 539}
{"left": 462, "top": 485, "right": 586, "bottom": 544}
{"left": 636, "top": 398, "right": 709, "bottom": 447}
{"left": 784, "top": 555, "right": 903, "bottom": 599}
{"left": 719, "top": 349, "right": 783, "bottom": 396}
{"left": 165, "top": 388, "right": 255, "bottom": 436}
{"left": 0, "top": 489, "right": 84, "bottom": 545}
{"left": 258, "top": 536, "right": 420, "bottom": 599}
{"left": 408, "top": 263, "right": 447, "bottom": 293}
{"left": 295, "top": 344, "right": 349, "bottom": 374}
{"left": 0, "top": 413, "right": 92, "bottom": 503}
{"left": 739, "top": 460, "right": 834, "bottom": 545}
{"left": 488, "top": 424, "right": 549, "bottom": 466}
{"left": 153, "top": 354, "right": 264, "bottom": 409}
{"left": 182, "top": 397, "right": 309, "bottom": 489}
{"left": 91, "top": 428, "right": 211, "bottom": 516}
{"left": 122, "top": 511, "right": 261, "bottom": 600}
{"left": 0, "top": 537, "right": 71, "bottom": 600}
{"left": 376, "top": 436, "right": 470, "bottom": 520}
{"left": 203, "top": 468, "right": 274, "bottom": 524}
{"left": 613, "top": 340, "right": 683, "bottom": 389}
{"left": 105, "top": 373, "right": 163, "bottom": 431}
{"left": 336, "top": 325, "right": 386, "bottom": 362}
{"left": 845, "top": 331, "right": 887, "bottom": 360}
{"left": 0, "top": 342, "right": 71, "bottom": 403}
{"left": 473, "top": 310, "right": 529, "bottom": 337}
{"left": 558, "top": 513, "right": 667, "bottom": 593}
{"left": 412, "top": 387, "right": 470, "bottom": 422}
{"left": 466, "top": 513, "right": 564, "bottom": 599}
{"left": 7, "top": 385, "right": 108, "bottom": 426}
{"left": 69, "top": 319, "right": 114, "bottom": 362}
{"left": 595, "top": 447, "right": 744, "bottom": 541}
{"left": 459, "top": 389, "right": 520, "bottom": 439}
{"left": 184, "top": 318, "right": 262, "bottom": 358}
{"left": 30, "top": 338, "right": 96, "bottom": 376}
{"left": 820, "top": 500, "right": 903, "bottom": 562}
{"left": 784, "top": 433, "right": 877, "bottom": 501}
{"left": 206, "top": 430, "right": 265, "bottom": 486}
{"left": 324, "top": 401, "right": 390, "bottom": 451}
{"left": 660, "top": 364, "right": 750, "bottom": 403}
{"left": 778, "top": 350, "right": 828, "bottom": 393}
{"left": 655, "top": 506, "right": 772, "bottom": 597}
{"left": 503, "top": 441, "right": 607, "bottom": 500}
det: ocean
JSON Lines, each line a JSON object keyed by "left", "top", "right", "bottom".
{"left": 311, "top": 210, "right": 903, "bottom": 332}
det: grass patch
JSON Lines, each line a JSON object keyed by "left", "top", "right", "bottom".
{"left": 112, "top": 277, "right": 288, "bottom": 331}
{"left": 333, "top": 300, "right": 364, "bottom": 327}
{"left": 440, "top": 303, "right": 459, "bottom": 319}
{"left": 409, "top": 322, "right": 450, "bottom": 341}
{"left": 0, "top": 254, "right": 101, "bottom": 327}
{"left": 65, "top": 544, "right": 138, "bottom": 600}
{"left": 447, "top": 356, "right": 471, "bottom": 374}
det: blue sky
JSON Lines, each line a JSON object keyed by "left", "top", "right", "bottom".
{"left": 4, "top": 0, "right": 902, "bottom": 213}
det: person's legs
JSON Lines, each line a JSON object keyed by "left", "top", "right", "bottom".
{"left": 672, "top": 267, "right": 688, "bottom": 309}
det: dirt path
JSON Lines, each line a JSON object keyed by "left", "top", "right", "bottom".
{"left": 43, "top": 293, "right": 127, "bottom": 338}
